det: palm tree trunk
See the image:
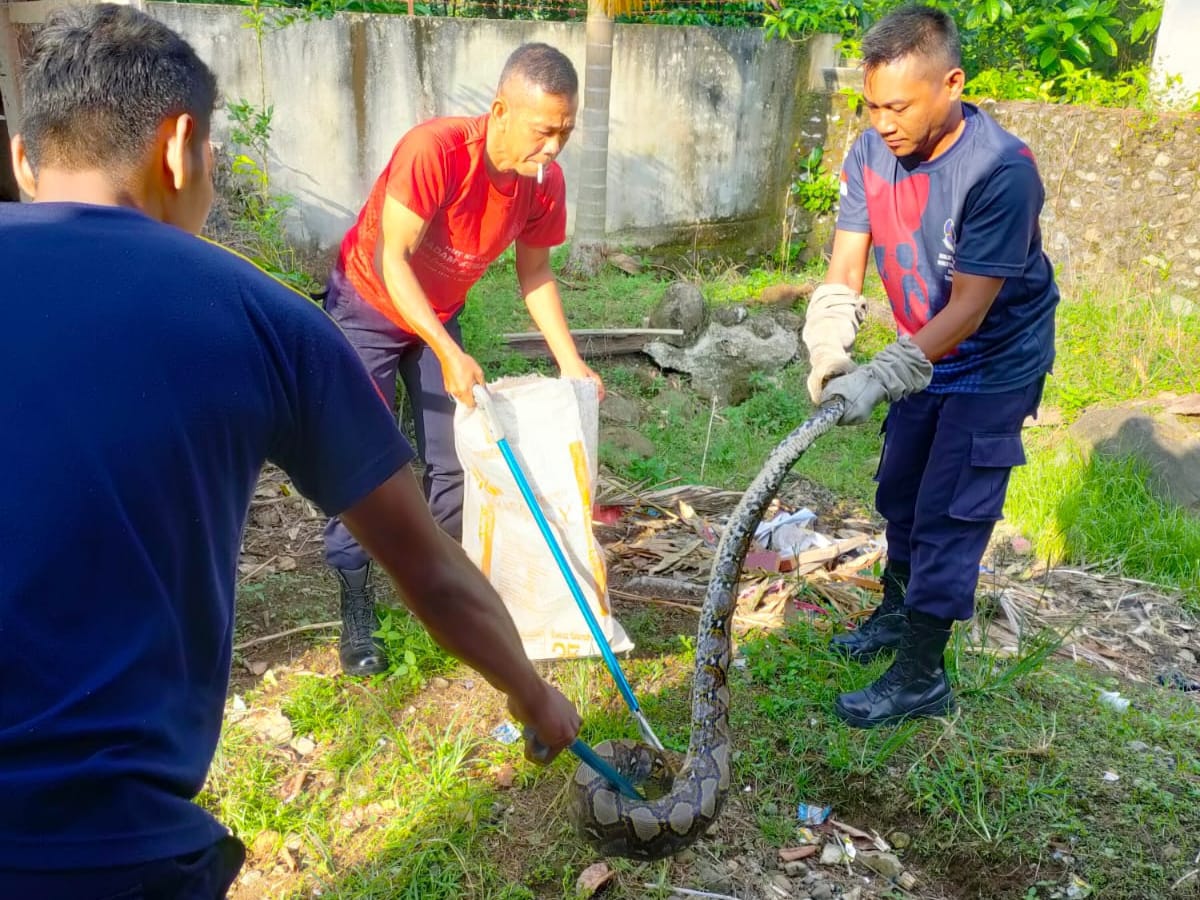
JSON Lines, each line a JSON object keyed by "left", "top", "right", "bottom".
{"left": 566, "top": 0, "right": 614, "bottom": 277}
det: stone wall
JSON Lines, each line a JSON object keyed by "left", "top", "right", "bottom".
{"left": 798, "top": 95, "right": 1200, "bottom": 296}
{"left": 148, "top": 4, "right": 819, "bottom": 254}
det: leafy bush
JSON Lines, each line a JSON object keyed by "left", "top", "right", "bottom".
{"left": 765, "top": 0, "right": 1165, "bottom": 108}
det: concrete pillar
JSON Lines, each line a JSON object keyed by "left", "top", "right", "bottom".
{"left": 1151, "top": 0, "right": 1200, "bottom": 106}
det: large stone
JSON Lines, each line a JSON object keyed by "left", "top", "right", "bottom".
{"left": 1069, "top": 405, "right": 1200, "bottom": 511}
{"left": 599, "top": 392, "right": 642, "bottom": 427}
{"left": 648, "top": 282, "right": 709, "bottom": 347}
{"left": 645, "top": 316, "right": 799, "bottom": 405}
{"left": 601, "top": 425, "right": 655, "bottom": 460}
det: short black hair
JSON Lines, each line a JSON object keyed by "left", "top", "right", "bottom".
{"left": 861, "top": 5, "right": 961, "bottom": 74}
{"left": 21, "top": 3, "right": 217, "bottom": 173}
{"left": 498, "top": 43, "right": 578, "bottom": 97}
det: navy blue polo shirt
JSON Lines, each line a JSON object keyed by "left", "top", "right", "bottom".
{"left": 837, "top": 102, "right": 1059, "bottom": 392}
{"left": 0, "top": 203, "right": 412, "bottom": 871}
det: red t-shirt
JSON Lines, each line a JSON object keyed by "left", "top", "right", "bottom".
{"left": 338, "top": 114, "right": 568, "bottom": 333}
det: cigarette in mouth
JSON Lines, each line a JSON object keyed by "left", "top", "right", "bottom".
{"left": 537, "top": 163, "right": 544, "bottom": 184}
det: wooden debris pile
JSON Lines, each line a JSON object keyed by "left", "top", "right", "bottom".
{"left": 595, "top": 479, "right": 887, "bottom": 630}
{"left": 597, "top": 477, "right": 1199, "bottom": 695}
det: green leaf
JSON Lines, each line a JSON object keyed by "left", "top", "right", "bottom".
{"left": 1088, "top": 23, "right": 1117, "bottom": 56}
{"left": 1066, "top": 34, "right": 1092, "bottom": 64}
{"left": 1038, "top": 45, "right": 1059, "bottom": 69}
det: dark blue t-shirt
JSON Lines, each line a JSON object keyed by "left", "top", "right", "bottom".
{"left": 0, "top": 203, "right": 413, "bottom": 871}
{"left": 837, "top": 103, "right": 1059, "bottom": 393}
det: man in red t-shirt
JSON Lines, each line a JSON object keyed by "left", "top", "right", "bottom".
{"left": 323, "top": 42, "right": 605, "bottom": 676}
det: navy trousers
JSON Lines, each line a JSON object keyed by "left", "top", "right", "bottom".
{"left": 322, "top": 266, "right": 466, "bottom": 570}
{"left": 0, "top": 836, "right": 245, "bottom": 900}
{"left": 875, "top": 377, "right": 1045, "bottom": 621}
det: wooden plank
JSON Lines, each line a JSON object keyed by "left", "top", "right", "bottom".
{"left": 502, "top": 328, "right": 684, "bottom": 360}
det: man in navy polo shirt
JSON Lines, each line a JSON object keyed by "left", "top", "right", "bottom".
{"left": 0, "top": 6, "right": 580, "bottom": 897}
{"left": 801, "top": 5, "right": 1058, "bottom": 727}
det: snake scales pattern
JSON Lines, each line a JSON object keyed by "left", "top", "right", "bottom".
{"left": 568, "top": 400, "right": 845, "bottom": 860}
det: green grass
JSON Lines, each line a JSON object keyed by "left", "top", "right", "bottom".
{"left": 738, "top": 618, "right": 1200, "bottom": 899}
{"left": 1044, "top": 285, "right": 1200, "bottom": 419}
{"left": 1005, "top": 435, "right": 1200, "bottom": 608}
{"left": 211, "top": 579, "right": 1200, "bottom": 899}
{"left": 463, "top": 255, "right": 1200, "bottom": 601}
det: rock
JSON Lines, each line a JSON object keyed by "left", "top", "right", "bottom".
{"left": 810, "top": 882, "right": 834, "bottom": 900}
{"left": 818, "top": 842, "right": 845, "bottom": 866}
{"left": 599, "top": 392, "right": 642, "bottom": 427}
{"left": 291, "top": 736, "right": 316, "bottom": 757}
{"left": 601, "top": 425, "right": 655, "bottom": 460}
{"left": 251, "top": 830, "right": 280, "bottom": 858}
{"left": 888, "top": 830, "right": 912, "bottom": 849}
{"left": 1165, "top": 393, "right": 1200, "bottom": 417}
{"left": 243, "top": 709, "right": 293, "bottom": 745}
{"left": 712, "top": 304, "right": 749, "bottom": 326}
{"left": 859, "top": 851, "right": 905, "bottom": 880}
{"left": 768, "top": 873, "right": 793, "bottom": 896}
{"left": 645, "top": 317, "right": 799, "bottom": 405}
{"left": 1169, "top": 294, "right": 1197, "bottom": 317}
{"left": 430, "top": 677, "right": 451, "bottom": 690}
{"left": 1179, "top": 648, "right": 1197, "bottom": 665}
{"left": 575, "top": 862, "right": 615, "bottom": 896}
{"left": 783, "top": 861, "right": 808, "bottom": 876}
{"left": 761, "top": 801, "right": 780, "bottom": 816}
{"left": 769, "top": 309, "right": 804, "bottom": 335}
{"left": 843, "top": 888, "right": 864, "bottom": 900}
{"left": 648, "top": 282, "right": 709, "bottom": 346}
{"left": 694, "top": 859, "right": 735, "bottom": 894}
{"left": 1069, "top": 405, "right": 1200, "bottom": 511}
{"left": 1127, "top": 740, "right": 1150, "bottom": 753}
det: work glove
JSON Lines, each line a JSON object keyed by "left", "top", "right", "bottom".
{"left": 821, "top": 335, "right": 932, "bottom": 425}
{"left": 802, "top": 284, "right": 868, "bottom": 403}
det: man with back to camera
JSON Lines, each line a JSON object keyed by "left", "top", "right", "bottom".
{"left": 0, "top": 6, "right": 580, "bottom": 897}
{"left": 800, "top": 5, "right": 1059, "bottom": 727}
{"left": 324, "top": 42, "right": 607, "bottom": 677}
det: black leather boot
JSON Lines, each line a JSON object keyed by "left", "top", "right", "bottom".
{"left": 829, "top": 560, "right": 910, "bottom": 663}
{"left": 834, "top": 609, "right": 955, "bottom": 728}
{"left": 336, "top": 563, "right": 387, "bottom": 676}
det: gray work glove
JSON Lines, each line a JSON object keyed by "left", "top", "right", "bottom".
{"left": 802, "top": 284, "right": 868, "bottom": 403}
{"left": 820, "top": 335, "right": 932, "bottom": 425}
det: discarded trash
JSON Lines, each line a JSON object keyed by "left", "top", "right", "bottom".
{"left": 1065, "top": 874, "right": 1094, "bottom": 898}
{"left": 819, "top": 841, "right": 846, "bottom": 866}
{"left": 797, "top": 802, "right": 831, "bottom": 826}
{"left": 575, "top": 862, "right": 614, "bottom": 896}
{"left": 796, "top": 827, "right": 818, "bottom": 844}
{"left": 1157, "top": 669, "right": 1200, "bottom": 692}
{"left": 754, "top": 508, "right": 817, "bottom": 545}
{"left": 1102, "top": 771, "right": 1120, "bottom": 782}
{"left": 491, "top": 721, "right": 522, "bottom": 745}
{"left": 779, "top": 844, "right": 820, "bottom": 863}
{"left": 1097, "top": 690, "right": 1130, "bottom": 712}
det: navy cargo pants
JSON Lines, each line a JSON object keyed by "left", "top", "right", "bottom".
{"left": 0, "top": 836, "right": 245, "bottom": 900}
{"left": 322, "top": 266, "right": 465, "bottom": 570}
{"left": 876, "top": 377, "right": 1045, "bottom": 622}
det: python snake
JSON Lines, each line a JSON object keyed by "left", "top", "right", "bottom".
{"left": 568, "top": 399, "right": 845, "bottom": 860}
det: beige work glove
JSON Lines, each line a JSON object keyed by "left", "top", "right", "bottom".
{"left": 821, "top": 336, "right": 933, "bottom": 425}
{"left": 802, "top": 284, "right": 868, "bottom": 403}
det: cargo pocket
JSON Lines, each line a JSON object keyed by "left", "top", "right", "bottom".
{"left": 948, "top": 432, "right": 1026, "bottom": 522}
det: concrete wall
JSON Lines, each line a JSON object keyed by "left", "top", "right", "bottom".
{"left": 148, "top": 4, "right": 815, "bottom": 253}
{"left": 1152, "top": 0, "right": 1200, "bottom": 105}
{"left": 796, "top": 94, "right": 1200, "bottom": 296}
